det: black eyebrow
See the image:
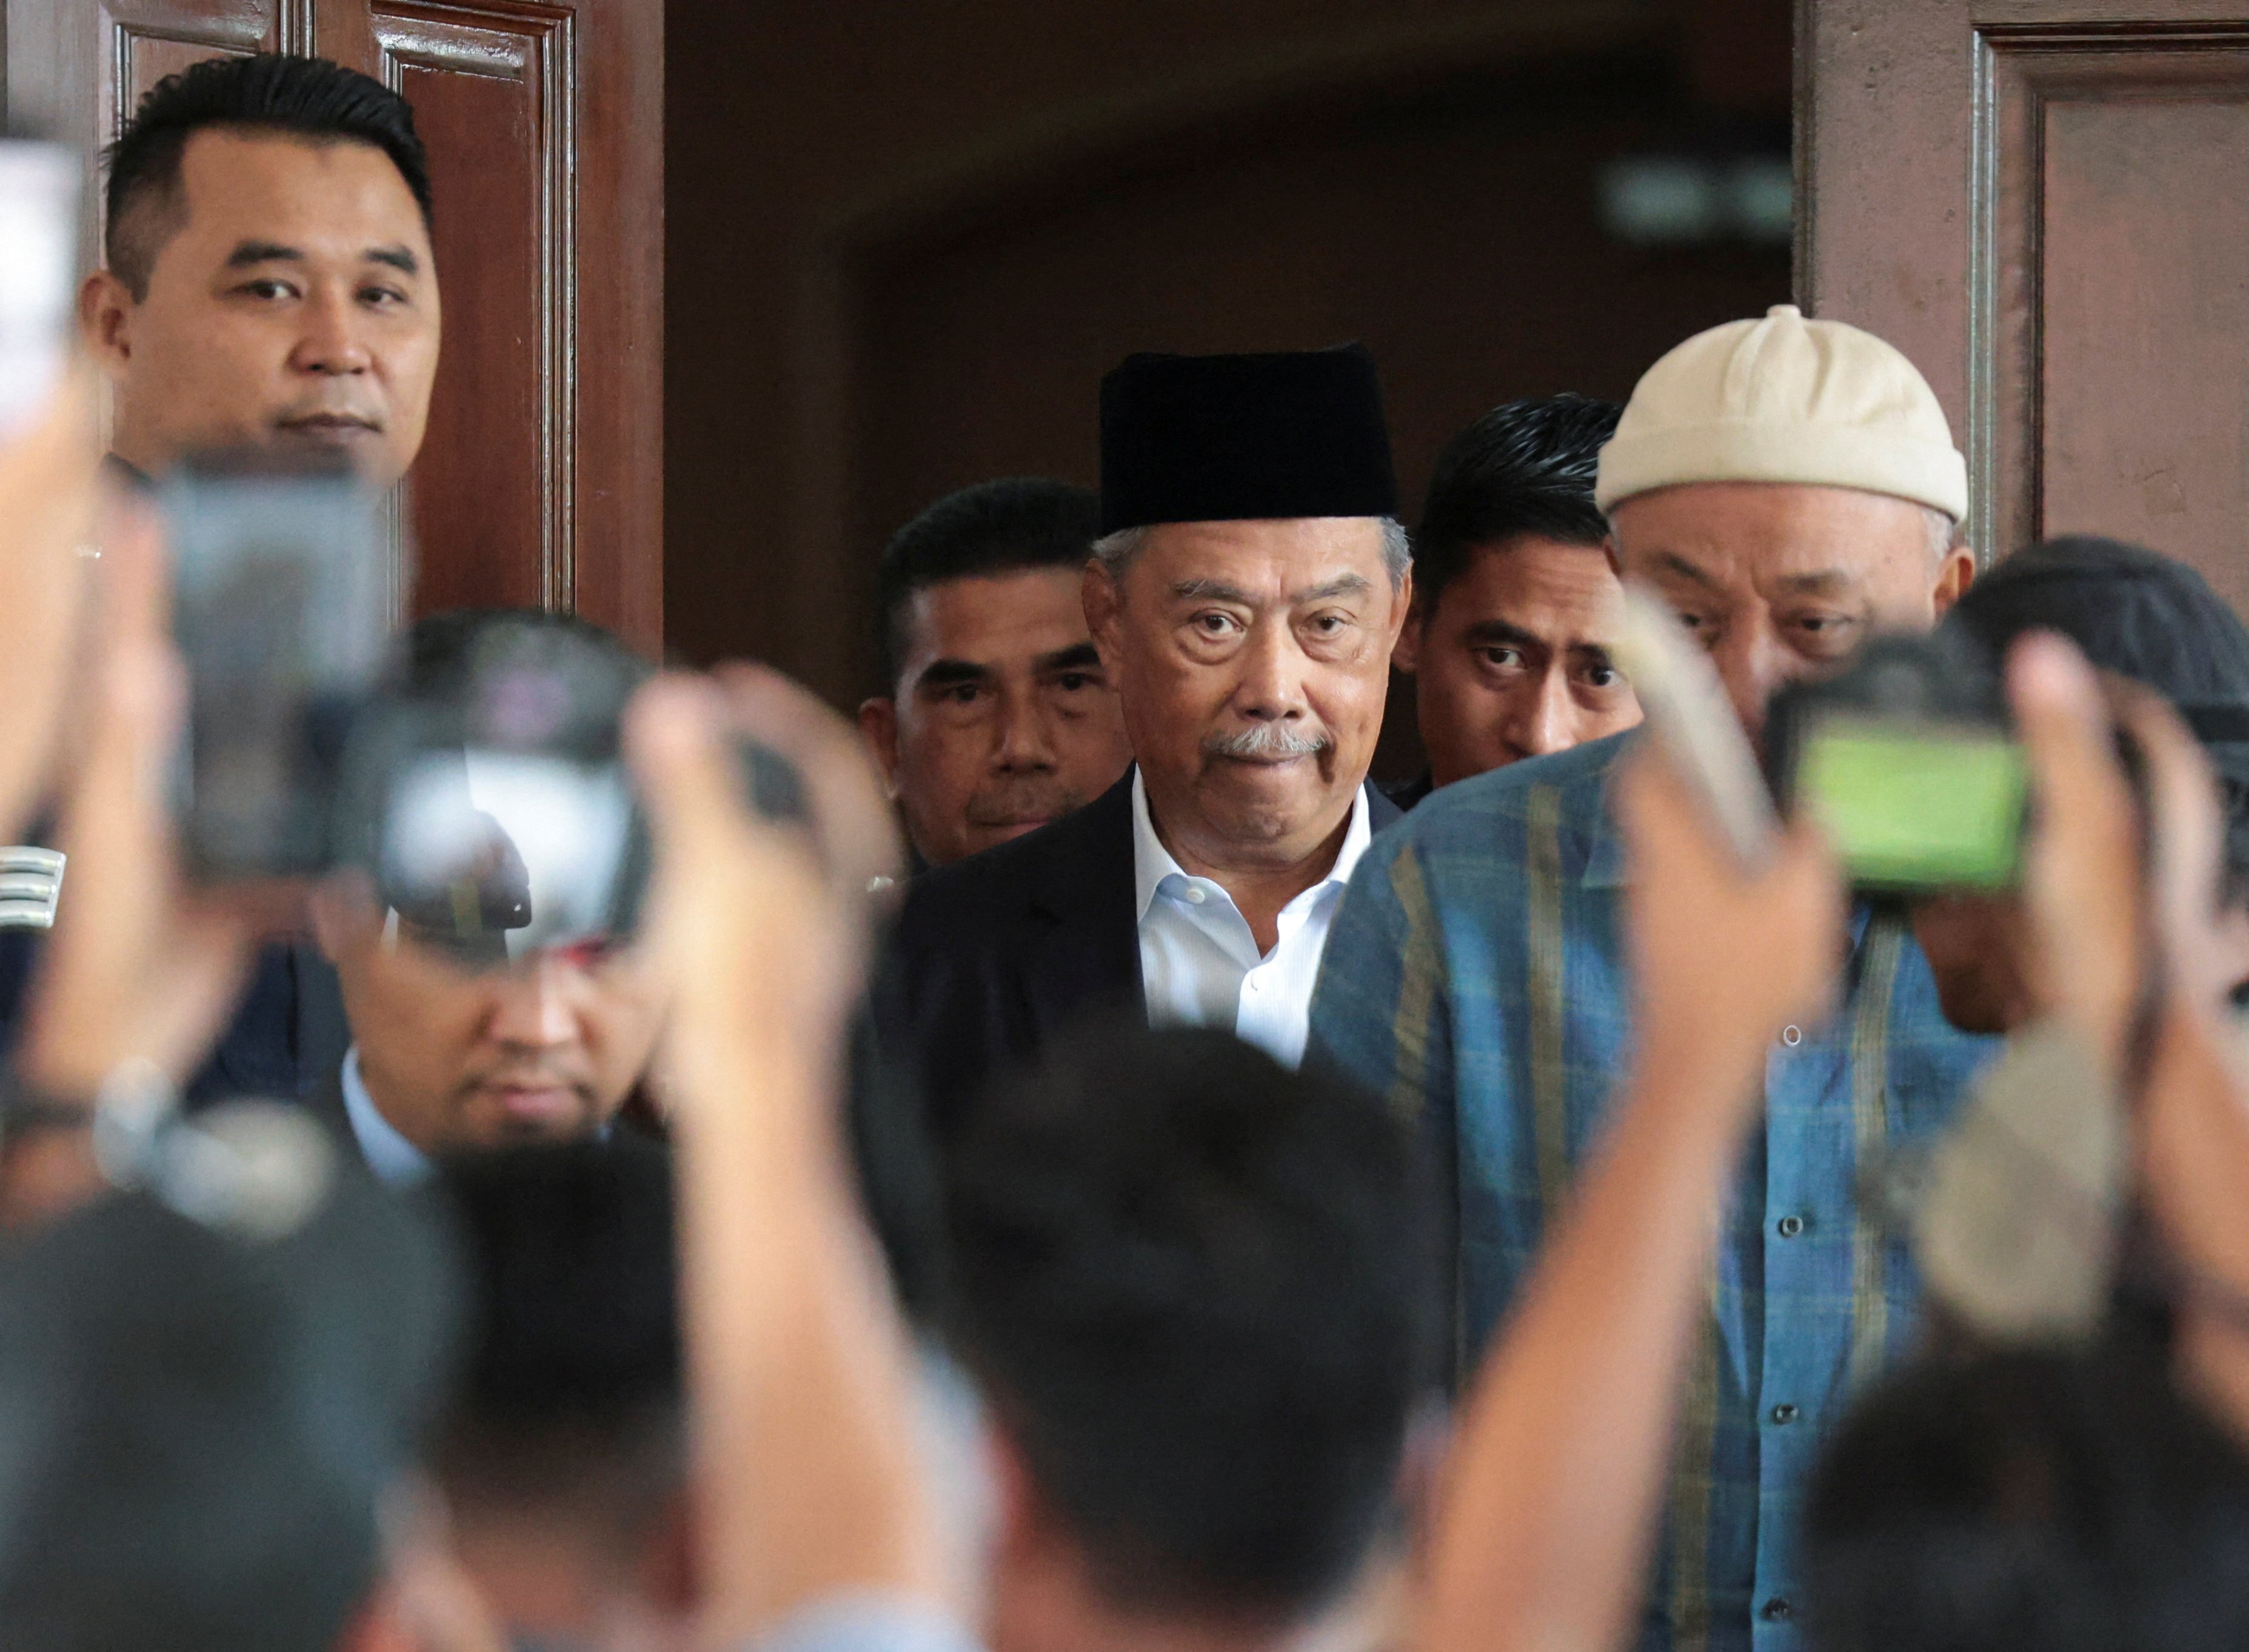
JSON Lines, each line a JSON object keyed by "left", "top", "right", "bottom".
{"left": 1035, "top": 642, "right": 1102, "bottom": 674}
{"left": 366, "top": 245, "right": 421, "bottom": 276}
{"left": 225, "top": 239, "right": 304, "bottom": 268}
{"left": 912, "top": 658, "right": 995, "bottom": 693}
{"left": 1463, "top": 618, "right": 1542, "bottom": 650}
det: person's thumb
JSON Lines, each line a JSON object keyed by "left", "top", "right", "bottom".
{"left": 626, "top": 672, "right": 745, "bottom": 878}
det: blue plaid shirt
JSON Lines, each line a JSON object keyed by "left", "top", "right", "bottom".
{"left": 1306, "top": 732, "right": 1996, "bottom": 1652}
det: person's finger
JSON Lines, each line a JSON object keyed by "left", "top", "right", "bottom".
{"left": 709, "top": 661, "right": 903, "bottom": 892}
{"left": 1613, "top": 743, "right": 1713, "bottom": 879}
{"left": 2113, "top": 680, "right": 2233, "bottom": 1000}
{"left": 626, "top": 672, "right": 763, "bottom": 877}
{"left": 2010, "top": 632, "right": 2135, "bottom": 844}
{"left": 0, "top": 363, "right": 101, "bottom": 517}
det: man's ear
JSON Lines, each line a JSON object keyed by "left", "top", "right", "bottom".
{"left": 77, "top": 270, "right": 135, "bottom": 382}
{"left": 857, "top": 696, "right": 902, "bottom": 797}
{"left": 1932, "top": 544, "right": 1977, "bottom": 619}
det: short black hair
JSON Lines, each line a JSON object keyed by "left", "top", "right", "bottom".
{"left": 942, "top": 1023, "right": 1440, "bottom": 1621}
{"left": 104, "top": 53, "right": 432, "bottom": 299}
{"left": 1945, "top": 536, "right": 2249, "bottom": 897}
{"left": 874, "top": 478, "right": 1099, "bottom": 689}
{"left": 1805, "top": 1339, "right": 2249, "bottom": 1652}
{"left": 1412, "top": 393, "right": 1622, "bottom": 616}
{"left": 430, "top": 1141, "right": 683, "bottom": 1540}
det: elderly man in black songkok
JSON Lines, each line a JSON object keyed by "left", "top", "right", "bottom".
{"left": 877, "top": 344, "right": 1414, "bottom": 1134}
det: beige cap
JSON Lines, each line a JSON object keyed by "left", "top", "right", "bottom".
{"left": 1594, "top": 303, "right": 1967, "bottom": 521}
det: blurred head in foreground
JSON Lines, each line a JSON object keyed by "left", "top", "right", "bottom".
{"left": 1806, "top": 1338, "right": 2249, "bottom": 1652}
{"left": 427, "top": 1140, "right": 691, "bottom": 1647}
{"left": 0, "top": 1108, "right": 457, "bottom": 1652}
{"left": 943, "top": 1023, "right": 1440, "bottom": 1652}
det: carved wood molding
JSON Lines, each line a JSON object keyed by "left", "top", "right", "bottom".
{"left": 367, "top": 0, "right": 578, "bottom": 613}
{"left": 1969, "top": 20, "right": 2249, "bottom": 563}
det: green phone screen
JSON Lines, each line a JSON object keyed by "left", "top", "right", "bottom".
{"left": 1797, "top": 718, "right": 2028, "bottom": 890}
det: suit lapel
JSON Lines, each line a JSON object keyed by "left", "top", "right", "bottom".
{"left": 1017, "top": 774, "right": 1143, "bottom": 1037}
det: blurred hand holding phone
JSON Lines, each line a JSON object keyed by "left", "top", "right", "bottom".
{"left": 164, "top": 451, "right": 392, "bottom": 883}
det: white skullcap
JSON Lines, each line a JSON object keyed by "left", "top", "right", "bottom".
{"left": 1594, "top": 303, "right": 1967, "bottom": 521}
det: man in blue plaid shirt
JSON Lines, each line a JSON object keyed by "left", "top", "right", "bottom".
{"left": 1307, "top": 306, "right": 2000, "bottom": 1652}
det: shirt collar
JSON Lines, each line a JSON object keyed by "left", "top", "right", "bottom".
{"left": 339, "top": 1047, "right": 433, "bottom": 1188}
{"left": 1131, "top": 767, "right": 1374, "bottom": 923}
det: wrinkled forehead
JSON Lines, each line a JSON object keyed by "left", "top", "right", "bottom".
{"left": 1608, "top": 481, "right": 1935, "bottom": 597}
{"left": 899, "top": 566, "right": 1092, "bottom": 670}
{"left": 1129, "top": 516, "right": 1391, "bottom": 596}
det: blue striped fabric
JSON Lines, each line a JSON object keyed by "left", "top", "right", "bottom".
{"left": 1307, "top": 730, "right": 1997, "bottom": 1652}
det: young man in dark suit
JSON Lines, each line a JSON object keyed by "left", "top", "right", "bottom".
{"left": 0, "top": 53, "right": 441, "bottom": 1105}
{"left": 877, "top": 346, "right": 1411, "bottom": 1134}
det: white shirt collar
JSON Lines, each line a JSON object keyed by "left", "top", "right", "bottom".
{"left": 1131, "top": 767, "right": 1374, "bottom": 925}
{"left": 339, "top": 1046, "right": 433, "bottom": 1188}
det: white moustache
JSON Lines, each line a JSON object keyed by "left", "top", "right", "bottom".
{"left": 1203, "top": 725, "right": 1330, "bottom": 760}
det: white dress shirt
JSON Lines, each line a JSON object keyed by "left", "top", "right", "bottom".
{"left": 339, "top": 1046, "right": 433, "bottom": 1188}
{"left": 1131, "top": 769, "right": 1374, "bottom": 1069}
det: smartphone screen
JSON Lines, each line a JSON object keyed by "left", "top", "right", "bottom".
{"left": 1796, "top": 716, "right": 2028, "bottom": 890}
{"left": 165, "top": 460, "right": 391, "bottom": 880}
{"left": 0, "top": 137, "right": 78, "bottom": 435}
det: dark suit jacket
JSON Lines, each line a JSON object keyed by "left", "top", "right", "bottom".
{"left": 873, "top": 769, "right": 1400, "bottom": 1143}
{"left": 0, "top": 934, "right": 350, "bottom": 1109}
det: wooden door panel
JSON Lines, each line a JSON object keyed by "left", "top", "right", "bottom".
{"left": 1802, "top": 1, "right": 2249, "bottom": 605}
{"left": 1991, "top": 35, "right": 2249, "bottom": 613}
{"left": 352, "top": 2, "right": 575, "bottom": 619}
{"left": 105, "top": 1, "right": 278, "bottom": 129}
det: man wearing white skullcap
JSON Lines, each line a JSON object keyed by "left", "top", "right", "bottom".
{"left": 1307, "top": 307, "right": 1997, "bottom": 1652}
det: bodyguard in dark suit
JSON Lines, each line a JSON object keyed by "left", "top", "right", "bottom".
{"left": 0, "top": 56, "right": 443, "bottom": 1108}
{"left": 878, "top": 345, "right": 1413, "bottom": 1135}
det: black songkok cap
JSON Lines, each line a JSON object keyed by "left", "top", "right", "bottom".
{"left": 1098, "top": 344, "right": 1399, "bottom": 536}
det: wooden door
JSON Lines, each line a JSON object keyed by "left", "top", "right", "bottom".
{"left": 1800, "top": 0, "right": 2249, "bottom": 613}
{"left": 1, "top": 0, "right": 662, "bottom": 652}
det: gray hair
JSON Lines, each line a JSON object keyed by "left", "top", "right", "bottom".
{"left": 1921, "top": 504, "right": 1965, "bottom": 566}
{"left": 1091, "top": 518, "right": 1413, "bottom": 586}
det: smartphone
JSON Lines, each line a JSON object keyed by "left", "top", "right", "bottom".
{"left": 344, "top": 616, "right": 808, "bottom": 968}
{"left": 0, "top": 135, "right": 78, "bottom": 436}
{"left": 1767, "top": 634, "right": 2027, "bottom": 892}
{"left": 164, "top": 454, "right": 391, "bottom": 880}
{"left": 1612, "top": 581, "right": 1777, "bottom": 868}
